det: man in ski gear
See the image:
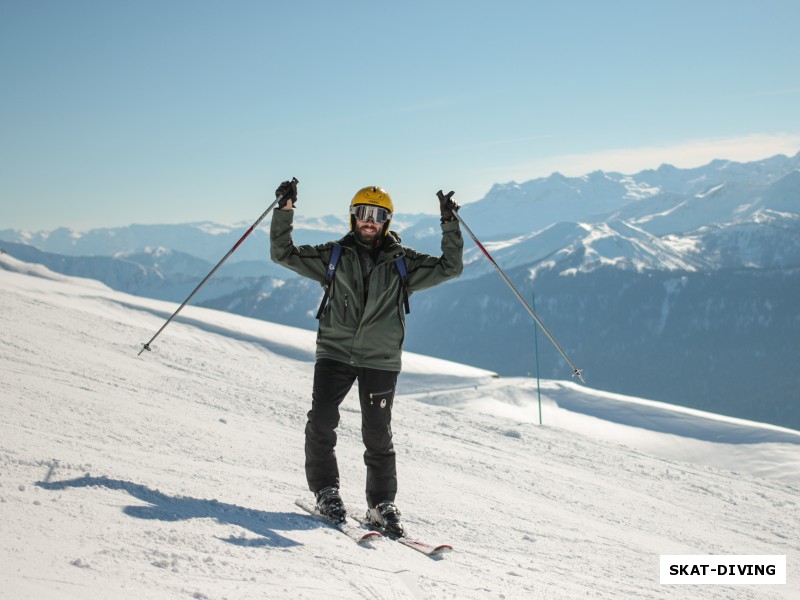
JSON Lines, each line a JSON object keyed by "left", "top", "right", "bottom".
{"left": 271, "top": 181, "right": 462, "bottom": 537}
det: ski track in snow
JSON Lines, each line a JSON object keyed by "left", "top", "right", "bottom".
{"left": 1, "top": 254, "right": 798, "bottom": 599}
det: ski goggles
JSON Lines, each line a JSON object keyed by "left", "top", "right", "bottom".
{"left": 350, "top": 204, "right": 392, "bottom": 224}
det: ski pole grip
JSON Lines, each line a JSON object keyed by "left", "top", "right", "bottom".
{"left": 276, "top": 177, "right": 299, "bottom": 208}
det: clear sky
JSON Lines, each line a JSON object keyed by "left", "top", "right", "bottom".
{"left": 2, "top": 0, "right": 799, "bottom": 231}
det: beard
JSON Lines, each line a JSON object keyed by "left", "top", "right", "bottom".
{"left": 354, "top": 224, "right": 382, "bottom": 247}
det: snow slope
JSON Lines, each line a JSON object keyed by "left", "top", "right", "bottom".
{"left": 1, "top": 254, "right": 798, "bottom": 599}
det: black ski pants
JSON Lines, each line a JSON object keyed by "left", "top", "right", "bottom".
{"left": 305, "top": 358, "right": 398, "bottom": 508}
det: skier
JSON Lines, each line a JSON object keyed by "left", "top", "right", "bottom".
{"left": 270, "top": 180, "right": 462, "bottom": 537}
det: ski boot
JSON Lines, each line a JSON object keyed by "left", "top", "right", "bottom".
{"left": 315, "top": 486, "right": 346, "bottom": 524}
{"left": 366, "top": 500, "right": 405, "bottom": 538}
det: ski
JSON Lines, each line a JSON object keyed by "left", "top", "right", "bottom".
{"left": 396, "top": 537, "right": 453, "bottom": 557}
{"left": 295, "top": 498, "right": 382, "bottom": 546}
{"left": 351, "top": 514, "right": 453, "bottom": 557}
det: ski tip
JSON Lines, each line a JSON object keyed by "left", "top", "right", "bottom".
{"left": 396, "top": 537, "right": 454, "bottom": 557}
{"left": 358, "top": 531, "right": 384, "bottom": 544}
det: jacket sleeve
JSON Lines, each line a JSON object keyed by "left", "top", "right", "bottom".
{"left": 405, "top": 219, "right": 464, "bottom": 292}
{"left": 270, "top": 209, "right": 330, "bottom": 283}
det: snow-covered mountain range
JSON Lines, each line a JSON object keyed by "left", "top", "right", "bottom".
{"left": 1, "top": 254, "right": 798, "bottom": 599}
{"left": 2, "top": 152, "right": 799, "bottom": 428}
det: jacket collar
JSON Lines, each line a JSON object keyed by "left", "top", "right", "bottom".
{"left": 338, "top": 231, "right": 405, "bottom": 262}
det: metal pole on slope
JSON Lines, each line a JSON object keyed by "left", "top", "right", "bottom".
{"left": 137, "top": 177, "right": 298, "bottom": 357}
{"left": 445, "top": 193, "right": 585, "bottom": 383}
{"left": 533, "top": 291, "right": 543, "bottom": 425}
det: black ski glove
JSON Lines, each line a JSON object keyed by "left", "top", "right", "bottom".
{"left": 437, "top": 190, "right": 459, "bottom": 223}
{"left": 276, "top": 178, "right": 298, "bottom": 209}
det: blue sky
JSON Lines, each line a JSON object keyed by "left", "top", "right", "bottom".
{"left": 2, "top": 0, "right": 799, "bottom": 230}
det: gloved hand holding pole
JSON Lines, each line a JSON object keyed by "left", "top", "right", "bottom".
{"left": 137, "top": 177, "right": 299, "bottom": 357}
{"left": 439, "top": 190, "right": 585, "bottom": 383}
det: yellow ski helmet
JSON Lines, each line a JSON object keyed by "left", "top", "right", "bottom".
{"left": 350, "top": 186, "right": 393, "bottom": 236}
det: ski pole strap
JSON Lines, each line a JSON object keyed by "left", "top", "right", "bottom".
{"left": 394, "top": 255, "right": 410, "bottom": 314}
{"left": 316, "top": 244, "right": 343, "bottom": 320}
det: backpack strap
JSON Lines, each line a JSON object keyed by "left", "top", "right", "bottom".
{"left": 394, "top": 255, "right": 410, "bottom": 315}
{"left": 316, "top": 244, "right": 343, "bottom": 319}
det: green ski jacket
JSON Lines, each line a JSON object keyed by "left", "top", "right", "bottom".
{"left": 270, "top": 209, "right": 463, "bottom": 370}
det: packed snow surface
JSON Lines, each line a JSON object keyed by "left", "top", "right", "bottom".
{"left": 1, "top": 253, "right": 798, "bottom": 599}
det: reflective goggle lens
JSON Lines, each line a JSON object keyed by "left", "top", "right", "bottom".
{"left": 351, "top": 204, "right": 392, "bottom": 224}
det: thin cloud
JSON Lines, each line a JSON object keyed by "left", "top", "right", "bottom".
{"left": 483, "top": 133, "right": 800, "bottom": 182}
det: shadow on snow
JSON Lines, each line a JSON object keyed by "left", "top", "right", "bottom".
{"left": 37, "top": 474, "right": 329, "bottom": 548}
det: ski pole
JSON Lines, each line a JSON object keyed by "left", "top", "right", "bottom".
{"left": 445, "top": 194, "right": 585, "bottom": 383}
{"left": 137, "top": 177, "right": 298, "bottom": 356}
